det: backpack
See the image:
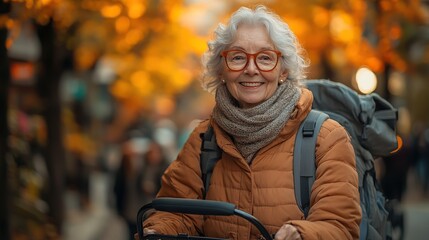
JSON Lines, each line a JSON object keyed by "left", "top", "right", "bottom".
{"left": 199, "top": 79, "right": 398, "bottom": 240}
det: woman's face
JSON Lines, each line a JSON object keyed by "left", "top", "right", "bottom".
{"left": 221, "top": 23, "right": 287, "bottom": 108}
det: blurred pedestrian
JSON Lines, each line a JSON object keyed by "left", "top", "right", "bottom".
{"left": 114, "top": 137, "right": 169, "bottom": 240}
{"left": 416, "top": 128, "right": 429, "bottom": 193}
{"left": 138, "top": 141, "right": 170, "bottom": 203}
{"left": 380, "top": 134, "right": 415, "bottom": 240}
{"left": 381, "top": 135, "right": 415, "bottom": 202}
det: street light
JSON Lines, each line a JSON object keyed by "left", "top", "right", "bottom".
{"left": 355, "top": 67, "right": 377, "bottom": 94}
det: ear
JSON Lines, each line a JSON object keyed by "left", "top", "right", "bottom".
{"left": 218, "top": 74, "right": 224, "bottom": 83}
{"left": 280, "top": 71, "right": 288, "bottom": 80}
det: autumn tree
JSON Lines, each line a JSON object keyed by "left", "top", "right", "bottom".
{"left": 2, "top": 0, "right": 210, "bottom": 236}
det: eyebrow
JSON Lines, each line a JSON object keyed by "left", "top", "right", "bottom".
{"left": 228, "top": 46, "right": 276, "bottom": 52}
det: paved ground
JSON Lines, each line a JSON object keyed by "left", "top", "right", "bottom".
{"left": 403, "top": 202, "right": 429, "bottom": 240}
{"left": 63, "top": 170, "right": 429, "bottom": 240}
{"left": 63, "top": 203, "right": 128, "bottom": 240}
{"left": 63, "top": 172, "right": 129, "bottom": 240}
{"left": 401, "top": 169, "right": 429, "bottom": 240}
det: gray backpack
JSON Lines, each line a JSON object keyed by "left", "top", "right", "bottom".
{"left": 200, "top": 79, "right": 398, "bottom": 240}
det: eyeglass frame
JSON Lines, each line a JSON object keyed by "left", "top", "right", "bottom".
{"left": 220, "top": 49, "right": 282, "bottom": 72}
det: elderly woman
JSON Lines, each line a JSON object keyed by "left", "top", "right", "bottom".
{"left": 142, "top": 5, "right": 361, "bottom": 240}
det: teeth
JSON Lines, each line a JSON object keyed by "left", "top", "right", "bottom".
{"left": 240, "top": 82, "right": 262, "bottom": 87}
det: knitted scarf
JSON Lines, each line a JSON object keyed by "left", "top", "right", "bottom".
{"left": 212, "top": 80, "right": 301, "bottom": 163}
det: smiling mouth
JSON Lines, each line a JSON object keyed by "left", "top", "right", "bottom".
{"left": 240, "top": 82, "right": 264, "bottom": 87}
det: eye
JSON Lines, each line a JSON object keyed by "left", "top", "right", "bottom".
{"left": 259, "top": 55, "right": 272, "bottom": 61}
{"left": 228, "top": 52, "right": 247, "bottom": 62}
{"left": 232, "top": 55, "right": 245, "bottom": 61}
{"left": 257, "top": 53, "right": 274, "bottom": 61}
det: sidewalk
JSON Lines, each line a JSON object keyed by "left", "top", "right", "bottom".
{"left": 63, "top": 172, "right": 129, "bottom": 240}
{"left": 402, "top": 169, "right": 429, "bottom": 240}
{"left": 63, "top": 202, "right": 128, "bottom": 240}
{"left": 403, "top": 202, "right": 429, "bottom": 240}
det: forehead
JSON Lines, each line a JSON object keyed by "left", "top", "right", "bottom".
{"left": 231, "top": 23, "right": 274, "bottom": 49}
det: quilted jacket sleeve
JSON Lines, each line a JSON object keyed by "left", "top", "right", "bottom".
{"left": 142, "top": 121, "right": 208, "bottom": 235}
{"left": 287, "top": 119, "right": 361, "bottom": 240}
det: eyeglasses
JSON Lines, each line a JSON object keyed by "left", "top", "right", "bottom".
{"left": 221, "top": 50, "right": 282, "bottom": 72}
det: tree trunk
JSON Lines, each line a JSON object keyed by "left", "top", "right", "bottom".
{"left": 0, "top": 21, "right": 11, "bottom": 240}
{"left": 36, "top": 19, "right": 65, "bottom": 233}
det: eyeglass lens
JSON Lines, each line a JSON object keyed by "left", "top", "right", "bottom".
{"left": 225, "top": 50, "right": 279, "bottom": 71}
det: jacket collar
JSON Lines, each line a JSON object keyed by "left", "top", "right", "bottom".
{"left": 210, "top": 87, "right": 314, "bottom": 159}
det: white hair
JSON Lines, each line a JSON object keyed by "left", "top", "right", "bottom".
{"left": 201, "top": 5, "right": 309, "bottom": 93}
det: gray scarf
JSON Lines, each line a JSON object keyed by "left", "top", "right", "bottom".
{"left": 212, "top": 81, "right": 301, "bottom": 163}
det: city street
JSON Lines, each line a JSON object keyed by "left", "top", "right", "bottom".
{"left": 2, "top": 1, "right": 428, "bottom": 240}
{"left": 63, "top": 170, "right": 429, "bottom": 240}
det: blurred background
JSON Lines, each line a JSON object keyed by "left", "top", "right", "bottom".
{"left": 0, "top": 0, "right": 428, "bottom": 239}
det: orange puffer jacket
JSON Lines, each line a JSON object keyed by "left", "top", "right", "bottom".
{"left": 143, "top": 88, "right": 361, "bottom": 239}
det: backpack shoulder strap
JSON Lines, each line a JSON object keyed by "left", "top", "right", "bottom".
{"left": 293, "top": 110, "right": 329, "bottom": 218}
{"left": 200, "top": 124, "right": 222, "bottom": 199}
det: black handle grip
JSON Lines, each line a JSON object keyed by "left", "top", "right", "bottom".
{"left": 138, "top": 198, "right": 273, "bottom": 240}
{"left": 152, "top": 198, "right": 236, "bottom": 216}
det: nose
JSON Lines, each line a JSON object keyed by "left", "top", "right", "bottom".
{"left": 244, "top": 56, "right": 259, "bottom": 74}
